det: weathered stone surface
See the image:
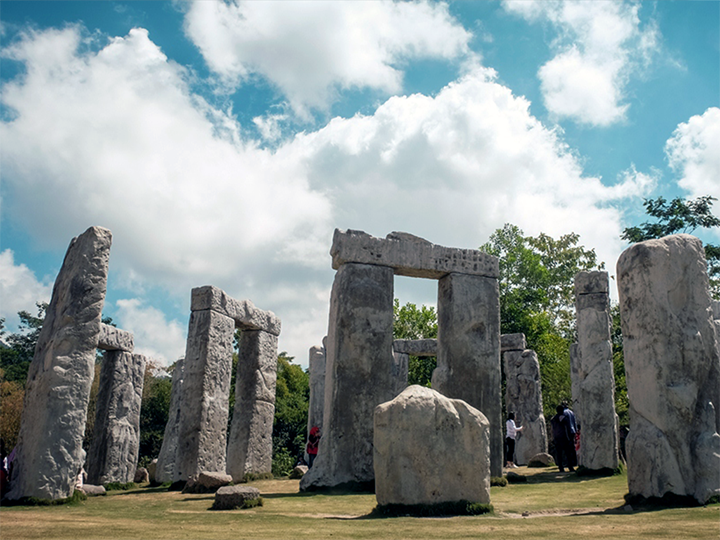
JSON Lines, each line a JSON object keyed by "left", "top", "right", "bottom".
{"left": 300, "top": 263, "right": 395, "bottom": 491}
{"left": 175, "top": 308, "right": 235, "bottom": 481}
{"left": 191, "top": 286, "right": 280, "bottom": 335}
{"left": 289, "top": 465, "right": 308, "bottom": 479}
{"left": 7, "top": 226, "right": 112, "bottom": 501}
{"left": 617, "top": 234, "right": 720, "bottom": 503}
{"left": 87, "top": 351, "right": 146, "bottom": 485}
{"left": 79, "top": 484, "right": 106, "bottom": 496}
{"left": 392, "top": 339, "right": 437, "bottom": 356}
{"left": 155, "top": 358, "right": 185, "bottom": 483}
{"left": 500, "top": 333, "right": 525, "bottom": 352}
{"left": 307, "top": 343, "right": 326, "bottom": 435}
{"left": 432, "top": 272, "right": 502, "bottom": 477}
{"left": 183, "top": 471, "right": 233, "bottom": 493}
{"left": 147, "top": 459, "right": 157, "bottom": 483}
{"left": 331, "top": 229, "right": 499, "bottom": 279}
{"left": 712, "top": 300, "right": 720, "bottom": 321}
{"left": 374, "top": 385, "right": 490, "bottom": 506}
{"left": 573, "top": 271, "right": 619, "bottom": 471}
{"left": 212, "top": 485, "right": 261, "bottom": 510}
{"left": 528, "top": 452, "right": 554, "bottom": 466}
{"left": 97, "top": 323, "right": 134, "bottom": 352}
{"left": 504, "top": 349, "right": 547, "bottom": 465}
{"left": 227, "top": 330, "right": 278, "bottom": 480}
{"left": 391, "top": 351, "right": 409, "bottom": 396}
{"left": 134, "top": 467, "right": 149, "bottom": 483}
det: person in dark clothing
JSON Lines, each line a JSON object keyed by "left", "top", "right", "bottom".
{"left": 306, "top": 426, "right": 320, "bottom": 468}
{"left": 551, "top": 405, "right": 577, "bottom": 472}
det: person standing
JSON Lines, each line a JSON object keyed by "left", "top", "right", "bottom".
{"left": 551, "top": 405, "right": 576, "bottom": 472}
{"left": 306, "top": 426, "right": 320, "bottom": 468}
{"left": 505, "top": 413, "right": 523, "bottom": 468}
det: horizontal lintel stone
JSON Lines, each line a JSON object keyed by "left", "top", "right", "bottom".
{"left": 97, "top": 323, "right": 134, "bottom": 352}
{"left": 331, "top": 229, "right": 499, "bottom": 279}
{"left": 393, "top": 339, "right": 438, "bottom": 357}
{"left": 191, "top": 286, "right": 281, "bottom": 336}
{"left": 501, "top": 333, "right": 526, "bottom": 352}
{"left": 574, "top": 271, "right": 609, "bottom": 296}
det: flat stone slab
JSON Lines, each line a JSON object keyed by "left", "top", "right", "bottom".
{"left": 183, "top": 471, "right": 233, "bottom": 493}
{"left": 97, "top": 323, "right": 134, "bottom": 352}
{"left": 393, "top": 339, "right": 437, "bottom": 356}
{"left": 191, "top": 286, "right": 281, "bottom": 335}
{"left": 500, "top": 333, "right": 525, "bottom": 352}
{"left": 331, "top": 229, "right": 499, "bottom": 279}
{"left": 212, "top": 485, "right": 261, "bottom": 510}
{"left": 574, "top": 271, "right": 610, "bottom": 295}
{"left": 78, "top": 484, "right": 106, "bottom": 496}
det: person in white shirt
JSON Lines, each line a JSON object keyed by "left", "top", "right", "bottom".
{"left": 505, "top": 412, "right": 523, "bottom": 468}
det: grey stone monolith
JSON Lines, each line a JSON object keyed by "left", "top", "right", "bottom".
{"left": 7, "top": 226, "right": 112, "bottom": 501}
{"left": 504, "top": 348, "right": 547, "bottom": 465}
{"left": 305, "top": 342, "right": 326, "bottom": 464}
{"left": 87, "top": 351, "right": 147, "bottom": 485}
{"left": 617, "top": 234, "right": 720, "bottom": 504}
{"left": 374, "top": 385, "right": 490, "bottom": 506}
{"left": 572, "top": 271, "right": 619, "bottom": 471}
{"left": 226, "top": 329, "right": 279, "bottom": 480}
{"left": 155, "top": 357, "right": 185, "bottom": 483}
{"left": 391, "top": 339, "right": 437, "bottom": 397}
{"left": 175, "top": 308, "right": 235, "bottom": 480}
{"left": 300, "top": 262, "right": 395, "bottom": 491}
{"left": 432, "top": 272, "right": 502, "bottom": 477}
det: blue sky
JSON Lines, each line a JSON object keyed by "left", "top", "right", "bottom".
{"left": 1, "top": 1, "right": 718, "bottom": 366}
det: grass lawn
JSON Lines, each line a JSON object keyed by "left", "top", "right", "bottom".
{"left": 1, "top": 467, "right": 718, "bottom": 540}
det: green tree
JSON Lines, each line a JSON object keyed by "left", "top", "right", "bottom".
{"left": 0, "top": 303, "right": 47, "bottom": 385}
{"left": 621, "top": 195, "right": 720, "bottom": 298}
{"left": 138, "top": 362, "right": 172, "bottom": 465}
{"left": 392, "top": 299, "right": 438, "bottom": 387}
{"left": 272, "top": 352, "right": 309, "bottom": 476}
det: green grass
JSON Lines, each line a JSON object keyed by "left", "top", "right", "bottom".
{"left": 1, "top": 467, "right": 718, "bottom": 540}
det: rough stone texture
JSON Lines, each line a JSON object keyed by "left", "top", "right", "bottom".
{"left": 191, "top": 286, "right": 280, "bottom": 335}
{"left": 432, "top": 272, "right": 502, "bottom": 478}
{"left": 289, "top": 465, "right": 308, "bottom": 479}
{"left": 712, "top": 300, "right": 720, "bottom": 321}
{"left": 213, "top": 485, "right": 261, "bottom": 510}
{"left": 500, "top": 333, "right": 526, "bottom": 353}
{"left": 331, "top": 229, "right": 499, "bottom": 279}
{"left": 87, "top": 351, "right": 147, "bottom": 485}
{"left": 183, "top": 471, "right": 233, "bottom": 493}
{"left": 175, "top": 308, "right": 235, "bottom": 481}
{"left": 226, "top": 330, "right": 279, "bottom": 480}
{"left": 79, "top": 484, "right": 106, "bottom": 496}
{"left": 392, "top": 339, "right": 437, "bottom": 356}
{"left": 147, "top": 459, "right": 157, "bottom": 483}
{"left": 528, "top": 452, "right": 554, "bottom": 466}
{"left": 391, "top": 351, "right": 409, "bottom": 396}
{"left": 617, "top": 234, "right": 720, "bottom": 503}
{"left": 155, "top": 358, "right": 185, "bottom": 483}
{"left": 374, "top": 385, "right": 490, "bottom": 506}
{"left": 504, "top": 349, "right": 547, "bottom": 465}
{"left": 307, "top": 343, "right": 326, "bottom": 435}
{"left": 572, "top": 271, "right": 619, "bottom": 471}
{"left": 7, "top": 226, "right": 112, "bottom": 501}
{"left": 97, "top": 323, "right": 134, "bottom": 352}
{"left": 300, "top": 263, "right": 395, "bottom": 491}
{"left": 134, "top": 467, "right": 149, "bottom": 483}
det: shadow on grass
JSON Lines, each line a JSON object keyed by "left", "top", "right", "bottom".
{"left": 104, "top": 485, "right": 172, "bottom": 496}
{"left": 520, "top": 470, "right": 586, "bottom": 485}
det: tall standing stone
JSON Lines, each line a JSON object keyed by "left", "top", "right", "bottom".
{"left": 87, "top": 351, "right": 146, "bottom": 485}
{"left": 7, "top": 226, "right": 112, "bottom": 501}
{"left": 433, "top": 272, "right": 502, "bottom": 477}
{"left": 305, "top": 342, "right": 326, "bottom": 463}
{"left": 226, "top": 329, "right": 279, "bottom": 480}
{"left": 155, "top": 357, "right": 185, "bottom": 483}
{"left": 300, "top": 262, "right": 395, "bottom": 491}
{"left": 391, "top": 338, "right": 437, "bottom": 397}
{"left": 617, "top": 234, "right": 720, "bottom": 503}
{"left": 572, "top": 271, "right": 618, "bottom": 471}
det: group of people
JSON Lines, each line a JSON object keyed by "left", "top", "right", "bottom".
{"left": 505, "top": 401, "right": 578, "bottom": 472}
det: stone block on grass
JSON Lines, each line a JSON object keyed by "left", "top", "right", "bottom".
{"left": 211, "top": 485, "right": 262, "bottom": 510}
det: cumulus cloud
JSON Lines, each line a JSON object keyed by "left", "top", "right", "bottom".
{"left": 1, "top": 25, "right": 652, "bottom": 362}
{"left": 0, "top": 250, "right": 53, "bottom": 331}
{"left": 114, "top": 298, "right": 186, "bottom": 366}
{"left": 183, "top": 0, "right": 471, "bottom": 117}
{"left": 504, "top": 0, "right": 659, "bottom": 126}
{"left": 665, "top": 107, "right": 720, "bottom": 201}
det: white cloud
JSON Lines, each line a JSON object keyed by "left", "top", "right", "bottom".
{"left": 115, "top": 298, "right": 186, "bottom": 366}
{"left": 0, "top": 250, "right": 53, "bottom": 331}
{"left": 183, "top": 0, "right": 471, "bottom": 117}
{"left": 1, "top": 25, "right": 653, "bottom": 364}
{"left": 504, "top": 0, "right": 659, "bottom": 126}
{"left": 665, "top": 107, "right": 720, "bottom": 201}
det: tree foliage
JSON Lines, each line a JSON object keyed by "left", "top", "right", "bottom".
{"left": 272, "top": 352, "right": 309, "bottom": 476}
{"left": 392, "top": 299, "right": 438, "bottom": 387}
{"left": 138, "top": 362, "right": 172, "bottom": 466}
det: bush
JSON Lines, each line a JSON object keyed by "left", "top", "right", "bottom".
{"left": 490, "top": 476, "right": 508, "bottom": 487}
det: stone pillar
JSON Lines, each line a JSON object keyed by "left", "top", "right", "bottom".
{"left": 226, "top": 329, "right": 279, "bottom": 480}
{"left": 433, "top": 272, "right": 502, "bottom": 478}
{"left": 8, "top": 226, "right": 112, "bottom": 501}
{"left": 300, "top": 263, "right": 395, "bottom": 491}
{"left": 391, "top": 351, "right": 409, "bottom": 396}
{"left": 305, "top": 342, "right": 326, "bottom": 463}
{"left": 617, "top": 234, "right": 720, "bottom": 504}
{"left": 572, "top": 271, "right": 619, "bottom": 472}
{"left": 503, "top": 336, "right": 546, "bottom": 465}
{"left": 155, "top": 357, "right": 185, "bottom": 483}
{"left": 87, "top": 351, "right": 146, "bottom": 485}
{"left": 175, "top": 308, "right": 235, "bottom": 480}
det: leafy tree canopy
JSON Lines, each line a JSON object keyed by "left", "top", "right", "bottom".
{"left": 393, "top": 299, "right": 437, "bottom": 387}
